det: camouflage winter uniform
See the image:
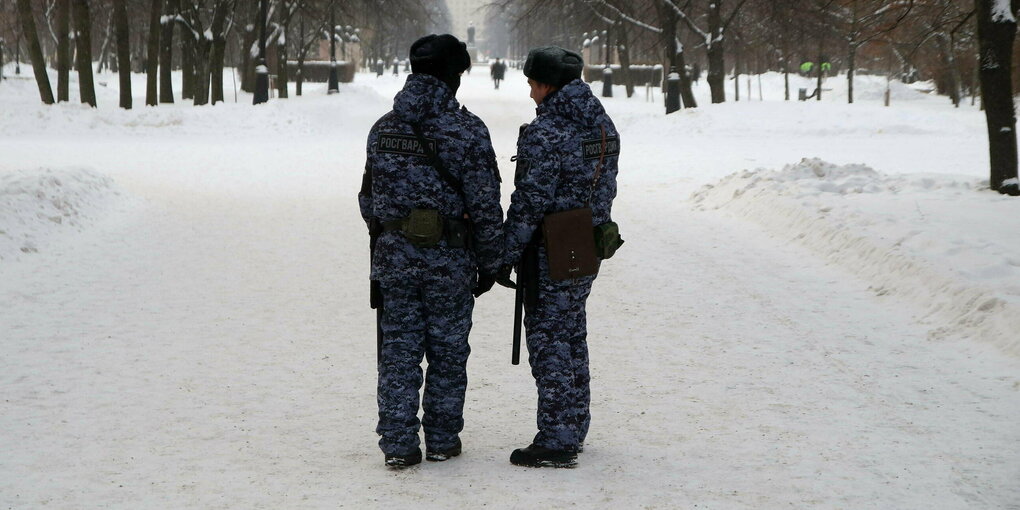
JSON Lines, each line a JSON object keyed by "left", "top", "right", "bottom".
{"left": 360, "top": 73, "right": 503, "bottom": 456}
{"left": 504, "top": 78, "right": 620, "bottom": 452}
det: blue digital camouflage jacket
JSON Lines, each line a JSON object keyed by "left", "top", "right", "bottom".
{"left": 360, "top": 74, "right": 504, "bottom": 284}
{"left": 504, "top": 78, "right": 620, "bottom": 267}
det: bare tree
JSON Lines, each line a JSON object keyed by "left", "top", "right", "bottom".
{"left": 17, "top": 0, "right": 55, "bottom": 104}
{"left": 840, "top": 0, "right": 915, "bottom": 103}
{"left": 160, "top": 0, "right": 178, "bottom": 103}
{"left": 56, "top": 0, "right": 70, "bottom": 101}
{"left": 113, "top": 0, "right": 131, "bottom": 108}
{"left": 145, "top": 0, "right": 160, "bottom": 105}
{"left": 976, "top": 0, "right": 1020, "bottom": 195}
{"left": 73, "top": 0, "right": 97, "bottom": 107}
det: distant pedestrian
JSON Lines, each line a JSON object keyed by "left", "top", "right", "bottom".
{"left": 490, "top": 58, "right": 507, "bottom": 89}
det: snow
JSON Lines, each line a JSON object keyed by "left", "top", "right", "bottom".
{"left": 991, "top": 0, "right": 1017, "bottom": 23}
{"left": 0, "top": 167, "right": 125, "bottom": 261}
{"left": 691, "top": 158, "right": 1020, "bottom": 356}
{"left": 1, "top": 64, "right": 1018, "bottom": 508}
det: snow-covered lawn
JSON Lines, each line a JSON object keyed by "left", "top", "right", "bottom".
{"left": 1, "top": 65, "right": 1018, "bottom": 509}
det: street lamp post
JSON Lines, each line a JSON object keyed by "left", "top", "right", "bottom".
{"left": 253, "top": 0, "right": 269, "bottom": 104}
{"left": 327, "top": 6, "right": 339, "bottom": 94}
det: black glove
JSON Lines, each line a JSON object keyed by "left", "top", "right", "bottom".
{"left": 495, "top": 264, "right": 516, "bottom": 289}
{"left": 473, "top": 272, "right": 497, "bottom": 297}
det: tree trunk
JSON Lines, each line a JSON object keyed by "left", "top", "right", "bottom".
{"left": 145, "top": 0, "right": 160, "bottom": 105}
{"left": 734, "top": 45, "right": 740, "bottom": 101}
{"left": 17, "top": 0, "right": 56, "bottom": 104}
{"left": 659, "top": 1, "right": 677, "bottom": 93}
{"left": 159, "top": 0, "right": 177, "bottom": 103}
{"left": 618, "top": 23, "right": 634, "bottom": 98}
{"left": 209, "top": 0, "right": 232, "bottom": 105}
{"left": 277, "top": 25, "right": 289, "bottom": 99}
{"left": 95, "top": 11, "right": 113, "bottom": 74}
{"left": 182, "top": 34, "right": 195, "bottom": 100}
{"left": 113, "top": 0, "right": 131, "bottom": 109}
{"left": 706, "top": 0, "right": 726, "bottom": 103}
{"left": 240, "top": 25, "right": 256, "bottom": 93}
{"left": 936, "top": 33, "right": 963, "bottom": 107}
{"left": 816, "top": 35, "right": 825, "bottom": 101}
{"left": 73, "top": 0, "right": 96, "bottom": 107}
{"left": 977, "top": 0, "right": 1020, "bottom": 194}
{"left": 296, "top": 15, "right": 305, "bottom": 96}
{"left": 847, "top": 43, "right": 856, "bottom": 104}
{"left": 193, "top": 39, "right": 211, "bottom": 105}
{"left": 56, "top": 0, "right": 70, "bottom": 102}
{"left": 784, "top": 57, "right": 790, "bottom": 100}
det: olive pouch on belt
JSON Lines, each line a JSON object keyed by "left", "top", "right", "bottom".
{"left": 593, "top": 221, "right": 624, "bottom": 259}
{"left": 403, "top": 208, "right": 443, "bottom": 247}
{"left": 542, "top": 207, "right": 599, "bottom": 281}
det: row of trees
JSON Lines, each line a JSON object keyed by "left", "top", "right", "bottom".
{"left": 493, "top": 0, "right": 1018, "bottom": 194}
{"left": 1, "top": 0, "right": 448, "bottom": 108}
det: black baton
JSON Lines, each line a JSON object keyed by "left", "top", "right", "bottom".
{"left": 512, "top": 276, "right": 523, "bottom": 365}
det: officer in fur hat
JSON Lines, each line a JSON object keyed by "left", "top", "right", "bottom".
{"left": 501, "top": 46, "right": 622, "bottom": 468}
{"left": 360, "top": 34, "right": 504, "bottom": 468}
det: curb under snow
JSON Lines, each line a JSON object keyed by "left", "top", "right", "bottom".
{"left": 692, "top": 158, "right": 1020, "bottom": 358}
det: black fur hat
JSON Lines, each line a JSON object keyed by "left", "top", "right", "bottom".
{"left": 409, "top": 34, "right": 471, "bottom": 92}
{"left": 524, "top": 46, "right": 584, "bottom": 87}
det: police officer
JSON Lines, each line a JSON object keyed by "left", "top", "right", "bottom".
{"left": 360, "top": 34, "right": 504, "bottom": 468}
{"left": 502, "top": 46, "right": 621, "bottom": 468}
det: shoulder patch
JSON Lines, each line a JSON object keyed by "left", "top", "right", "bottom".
{"left": 377, "top": 133, "right": 437, "bottom": 158}
{"left": 581, "top": 135, "right": 620, "bottom": 161}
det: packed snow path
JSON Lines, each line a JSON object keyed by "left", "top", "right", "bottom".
{"left": 1, "top": 67, "right": 1018, "bottom": 508}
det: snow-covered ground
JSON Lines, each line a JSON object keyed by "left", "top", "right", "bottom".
{"left": 1, "top": 64, "right": 1018, "bottom": 509}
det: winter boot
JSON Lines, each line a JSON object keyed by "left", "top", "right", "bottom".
{"left": 509, "top": 444, "right": 578, "bottom": 468}
{"left": 384, "top": 448, "right": 422, "bottom": 469}
{"left": 426, "top": 438, "right": 462, "bottom": 462}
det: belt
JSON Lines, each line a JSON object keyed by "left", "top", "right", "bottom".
{"left": 380, "top": 216, "right": 471, "bottom": 247}
{"left": 381, "top": 216, "right": 468, "bottom": 232}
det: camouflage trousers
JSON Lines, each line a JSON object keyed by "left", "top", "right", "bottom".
{"left": 524, "top": 262, "right": 594, "bottom": 451}
{"left": 376, "top": 279, "right": 473, "bottom": 456}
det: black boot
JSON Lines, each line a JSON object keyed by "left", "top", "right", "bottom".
{"left": 510, "top": 444, "right": 578, "bottom": 468}
{"left": 384, "top": 448, "right": 422, "bottom": 468}
{"left": 426, "top": 438, "right": 462, "bottom": 462}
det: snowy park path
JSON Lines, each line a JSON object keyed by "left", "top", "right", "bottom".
{"left": 2, "top": 69, "right": 1018, "bottom": 508}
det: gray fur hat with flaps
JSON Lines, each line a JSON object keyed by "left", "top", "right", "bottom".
{"left": 409, "top": 34, "right": 471, "bottom": 92}
{"left": 524, "top": 46, "right": 584, "bottom": 87}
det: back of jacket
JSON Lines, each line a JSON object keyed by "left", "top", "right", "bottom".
{"left": 503, "top": 79, "right": 620, "bottom": 267}
{"left": 360, "top": 74, "right": 504, "bottom": 284}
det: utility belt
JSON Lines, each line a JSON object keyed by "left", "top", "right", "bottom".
{"left": 380, "top": 208, "right": 471, "bottom": 248}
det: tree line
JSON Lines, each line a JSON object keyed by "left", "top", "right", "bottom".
{"left": 492, "top": 0, "right": 1018, "bottom": 194}
{"left": 1, "top": 0, "right": 448, "bottom": 108}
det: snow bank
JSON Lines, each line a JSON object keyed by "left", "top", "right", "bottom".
{"left": 0, "top": 167, "right": 123, "bottom": 261}
{"left": 692, "top": 158, "right": 1020, "bottom": 357}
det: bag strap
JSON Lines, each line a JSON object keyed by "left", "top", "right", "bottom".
{"left": 411, "top": 124, "right": 463, "bottom": 198}
{"left": 586, "top": 126, "right": 608, "bottom": 206}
